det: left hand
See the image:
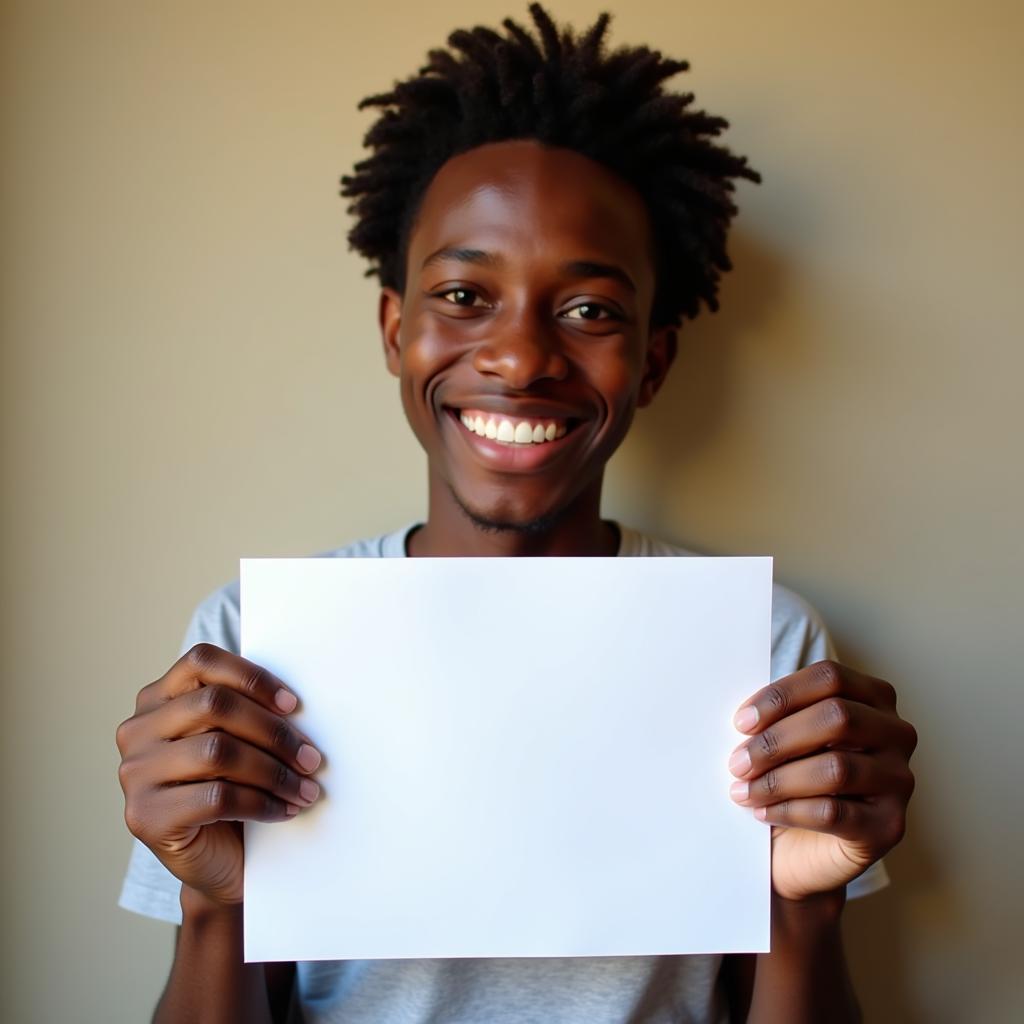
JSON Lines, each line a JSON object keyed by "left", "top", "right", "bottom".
{"left": 728, "top": 660, "right": 917, "bottom": 901}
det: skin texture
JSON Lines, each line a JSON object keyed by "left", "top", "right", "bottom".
{"left": 116, "top": 140, "right": 917, "bottom": 1023}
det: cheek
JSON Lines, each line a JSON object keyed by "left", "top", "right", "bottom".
{"left": 587, "top": 339, "right": 647, "bottom": 410}
{"left": 397, "top": 318, "right": 469, "bottom": 441}
{"left": 400, "top": 321, "right": 457, "bottom": 394}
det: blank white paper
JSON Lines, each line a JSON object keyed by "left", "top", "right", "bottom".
{"left": 241, "top": 555, "right": 772, "bottom": 962}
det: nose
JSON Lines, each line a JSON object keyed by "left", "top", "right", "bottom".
{"left": 471, "top": 311, "right": 569, "bottom": 389}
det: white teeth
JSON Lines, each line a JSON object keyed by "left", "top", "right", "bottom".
{"left": 514, "top": 421, "right": 534, "bottom": 444}
{"left": 458, "top": 410, "right": 571, "bottom": 446}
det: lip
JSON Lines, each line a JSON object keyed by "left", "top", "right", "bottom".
{"left": 442, "top": 406, "right": 588, "bottom": 472}
{"left": 442, "top": 397, "right": 586, "bottom": 421}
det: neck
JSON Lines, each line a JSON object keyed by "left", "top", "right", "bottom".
{"left": 408, "top": 473, "right": 619, "bottom": 558}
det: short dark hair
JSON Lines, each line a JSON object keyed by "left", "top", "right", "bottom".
{"left": 341, "top": 4, "right": 760, "bottom": 327}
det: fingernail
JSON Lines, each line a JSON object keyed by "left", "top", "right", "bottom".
{"left": 730, "top": 781, "right": 749, "bottom": 802}
{"left": 296, "top": 743, "right": 322, "bottom": 773}
{"left": 754, "top": 806, "right": 768, "bottom": 821}
{"left": 734, "top": 705, "right": 759, "bottom": 731}
{"left": 275, "top": 689, "right": 298, "bottom": 713}
{"left": 299, "top": 778, "right": 320, "bottom": 804}
{"left": 285, "top": 803, "right": 299, "bottom": 817}
{"left": 729, "top": 746, "right": 752, "bottom": 776}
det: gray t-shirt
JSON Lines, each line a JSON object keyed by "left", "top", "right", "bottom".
{"left": 120, "top": 524, "right": 888, "bottom": 1023}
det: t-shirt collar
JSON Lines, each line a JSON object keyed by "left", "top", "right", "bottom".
{"left": 387, "top": 522, "right": 637, "bottom": 557}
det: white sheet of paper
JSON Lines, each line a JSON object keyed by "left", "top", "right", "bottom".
{"left": 241, "top": 556, "right": 772, "bottom": 962}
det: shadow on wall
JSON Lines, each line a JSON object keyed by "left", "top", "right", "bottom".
{"left": 610, "top": 227, "right": 800, "bottom": 541}
{"left": 617, "top": 230, "right": 951, "bottom": 1022}
{"left": 646, "top": 230, "right": 787, "bottom": 458}
{"left": 839, "top": 723, "right": 968, "bottom": 1024}
{"left": 832, "top": 620, "right": 963, "bottom": 1023}
{"left": 843, "top": 824, "right": 956, "bottom": 1024}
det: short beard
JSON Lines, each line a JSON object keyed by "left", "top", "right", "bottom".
{"left": 452, "top": 489, "right": 564, "bottom": 538}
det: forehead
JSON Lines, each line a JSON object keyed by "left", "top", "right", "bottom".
{"left": 407, "top": 140, "right": 654, "bottom": 277}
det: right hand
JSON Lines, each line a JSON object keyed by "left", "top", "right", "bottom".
{"left": 116, "top": 643, "right": 323, "bottom": 906}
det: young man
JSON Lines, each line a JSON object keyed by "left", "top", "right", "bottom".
{"left": 117, "top": 6, "right": 917, "bottom": 1021}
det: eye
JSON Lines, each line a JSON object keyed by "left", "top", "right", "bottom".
{"left": 436, "top": 287, "right": 487, "bottom": 308}
{"left": 562, "top": 302, "right": 613, "bottom": 321}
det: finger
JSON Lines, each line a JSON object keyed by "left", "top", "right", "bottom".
{"left": 729, "top": 750, "right": 914, "bottom": 807}
{"left": 125, "top": 780, "right": 300, "bottom": 848}
{"left": 136, "top": 644, "right": 298, "bottom": 716}
{"left": 157, "top": 780, "right": 302, "bottom": 831}
{"left": 752, "top": 795, "right": 870, "bottom": 839}
{"left": 153, "top": 733, "right": 322, "bottom": 807}
{"left": 734, "top": 661, "right": 898, "bottom": 734}
{"left": 754, "top": 794, "right": 907, "bottom": 850}
{"left": 729, "top": 698, "right": 915, "bottom": 779}
{"left": 140, "top": 683, "right": 323, "bottom": 776}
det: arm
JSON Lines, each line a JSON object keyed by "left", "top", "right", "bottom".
{"left": 154, "top": 893, "right": 290, "bottom": 1024}
{"left": 724, "top": 661, "right": 917, "bottom": 1023}
{"left": 116, "top": 644, "right": 322, "bottom": 1022}
{"left": 724, "top": 890, "right": 859, "bottom": 1024}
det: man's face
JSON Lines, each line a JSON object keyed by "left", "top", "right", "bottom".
{"left": 379, "top": 139, "right": 675, "bottom": 532}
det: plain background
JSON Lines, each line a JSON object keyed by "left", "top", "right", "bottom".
{"left": 1, "top": 1, "right": 1020, "bottom": 1021}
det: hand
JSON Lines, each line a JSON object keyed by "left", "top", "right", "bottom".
{"left": 116, "top": 643, "right": 323, "bottom": 906}
{"left": 728, "top": 660, "right": 917, "bottom": 902}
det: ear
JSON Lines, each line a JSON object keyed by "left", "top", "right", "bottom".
{"left": 378, "top": 287, "right": 403, "bottom": 377}
{"left": 637, "top": 324, "right": 677, "bottom": 408}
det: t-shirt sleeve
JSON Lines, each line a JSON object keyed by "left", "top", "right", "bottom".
{"left": 117, "top": 582, "right": 242, "bottom": 925}
{"left": 769, "top": 584, "right": 835, "bottom": 680}
{"left": 118, "top": 836, "right": 185, "bottom": 925}
{"left": 845, "top": 858, "right": 890, "bottom": 899}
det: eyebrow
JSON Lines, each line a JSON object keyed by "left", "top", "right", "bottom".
{"left": 421, "top": 248, "right": 636, "bottom": 294}
{"left": 421, "top": 247, "right": 501, "bottom": 270}
{"left": 562, "top": 260, "right": 636, "bottom": 294}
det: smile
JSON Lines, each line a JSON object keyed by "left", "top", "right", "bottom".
{"left": 457, "top": 408, "right": 570, "bottom": 446}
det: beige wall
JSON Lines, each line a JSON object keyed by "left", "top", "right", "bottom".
{"left": 2, "top": 1, "right": 1020, "bottom": 1020}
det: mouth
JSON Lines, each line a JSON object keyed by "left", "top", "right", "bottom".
{"left": 442, "top": 405, "right": 586, "bottom": 472}
{"left": 454, "top": 407, "right": 575, "bottom": 446}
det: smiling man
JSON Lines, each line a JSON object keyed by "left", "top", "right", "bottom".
{"left": 116, "top": 6, "right": 917, "bottom": 1022}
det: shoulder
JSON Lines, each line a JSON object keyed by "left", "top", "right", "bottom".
{"left": 768, "top": 582, "right": 833, "bottom": 678}
{"left": 617, "top": 525, "right": 834, "bottom": 677}
{"left": 180, "top": 525, "right": 415, "bottom": 656}
{"left": 182, "top": 579, "right": 242, "bottom": 655}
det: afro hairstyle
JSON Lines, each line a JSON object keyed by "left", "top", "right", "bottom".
{"left": 341, "top": 3, "right": 760, "bottom": 327}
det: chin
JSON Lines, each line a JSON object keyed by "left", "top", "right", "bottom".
{"left": 452, "top": 487, "right": 567, "bottom": 537}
